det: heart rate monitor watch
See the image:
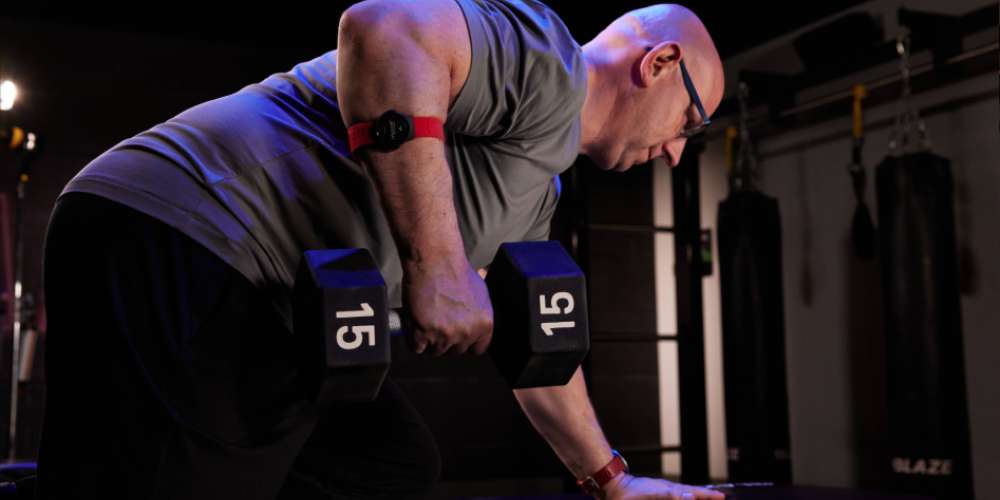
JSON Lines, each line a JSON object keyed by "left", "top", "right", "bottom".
{"left": 348, "top": 110, "right": 444, "bottom": 153}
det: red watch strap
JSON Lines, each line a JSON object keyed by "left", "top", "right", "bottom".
{"left": 577, "top": 451, "right": 628, "bottom": 496}
{"left": 347, "top": 115, "right": 444, "bottom": 153}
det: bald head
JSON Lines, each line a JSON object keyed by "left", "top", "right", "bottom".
{"left": 617, "top": 5, "right": 709, "bottom": 45}
{"left": 604, "top": 4, "right": 724, "bottom": 110}
{"left": 578, "top": 4, "right": 725, "bottom": 170}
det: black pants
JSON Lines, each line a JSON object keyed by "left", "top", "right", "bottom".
{"left": 37, "top": 192, "right": 441, "bottom": 499}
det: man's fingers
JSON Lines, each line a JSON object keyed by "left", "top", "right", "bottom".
{"left": 425, "top": 343, "right": 451, "bottom": 356}
{"left": 695, "top": 488, "right": 724, "bottom": 499}
{"left": 414, "top": 331, "right": 434, "bottom": 354}
{"left": 410, "top": 316, "right": 493, "bottom": 356}
{"left": 471, "top": 335, "right": 490, "bottom": 355}
{"left": 470, "top": 328, "right": 492, "bottom": 355}
{"left": 671, "top": 486, "right": 724, "bottom": 500}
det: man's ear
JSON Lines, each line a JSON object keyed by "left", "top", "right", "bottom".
{"left": 638, "top": 41, "right": 682, "bottom": 87}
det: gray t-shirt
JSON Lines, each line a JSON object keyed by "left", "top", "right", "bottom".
{"left": 62, "top": 0, "right": 588, "bottom": 330}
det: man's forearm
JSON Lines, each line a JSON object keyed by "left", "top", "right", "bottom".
{"left": 364, "top": 144, "right": 467, "bottom": 268}
{"left": 512, "top": 366, "right": 614, "bottom": 479}
{"left": 336, "top": 2, "right": 470, "bottom": 269}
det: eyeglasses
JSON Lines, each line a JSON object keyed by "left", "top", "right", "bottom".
{"left": 677, "top": 59, "right": 711, "bottom": 139}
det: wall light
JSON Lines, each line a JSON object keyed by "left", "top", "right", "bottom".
{"left": 0, "top": 80, "right": 18, "bottom": 111}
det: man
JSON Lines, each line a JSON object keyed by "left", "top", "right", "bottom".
{"left": 38, "top": 0, "right": 725, "bottom": 498}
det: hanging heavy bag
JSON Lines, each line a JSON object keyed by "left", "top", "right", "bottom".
{"left": 718, "top": 190, "right": 792, "bottom": 483}
{"left": 718, "top": 94, "right": 792, "bottom": 483}
{"left": 876, "top": 151, "right": 973, "bottom": 499}
{"left": 875, "top": 34, "right": 973, "bottom": 500}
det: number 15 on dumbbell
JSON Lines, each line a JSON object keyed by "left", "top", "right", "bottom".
{"left": 293, "top": 241, "right": 591, "bottom": 403}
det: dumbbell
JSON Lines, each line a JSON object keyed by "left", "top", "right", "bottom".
{"left": 292, "top": 241, "right": 590, "bottom": 403}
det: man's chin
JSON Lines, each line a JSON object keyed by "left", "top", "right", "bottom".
{"left": 589, "top": 152, "right": 621, "bottom": 171}
{"left": 600, "top": 158, "right": 631, "bottom": 172}
{"left": 613, "top": 159, "right": 636, "bottom": 172}
{"left": 592, "top": 153, "right": 634, "bottom": 172}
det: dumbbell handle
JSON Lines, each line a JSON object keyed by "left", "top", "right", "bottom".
{"left": 388, "top": 309, "right": 403, "bottom": 335}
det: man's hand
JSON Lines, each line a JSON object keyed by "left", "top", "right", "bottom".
{"left": 602, "top": 474, "right": 725, "bottom": 500}
{"left": 403, "top": 254, "right": 493, "bottom": 356}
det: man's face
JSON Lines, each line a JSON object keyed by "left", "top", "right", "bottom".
{"left": 594, "top": 59, "right": 713, "bottom": 172}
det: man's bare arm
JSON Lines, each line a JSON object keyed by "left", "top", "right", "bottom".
{"left": 515, "top": 368, "right": 726, "bottom": 499}
{"left": 337, "top": 0, "right": 490, "bottom": 356}
{"left": 337, "top": 0, "right": 467, "bottom": 267}
{"left": 513, "top": 367, "right": 616, "bottom": 481}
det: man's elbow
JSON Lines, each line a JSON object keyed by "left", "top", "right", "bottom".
{"left": 338, "top": 2, "right": 377, "bottom": 43}
{"left": 339, "top": 0, "right": 418, "bottom": 41}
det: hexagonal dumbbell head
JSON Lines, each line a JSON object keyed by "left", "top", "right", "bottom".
{"left": 485, "top": 241, "right": 590, "bottom": 388}
{"left": 294, "top": 248, "right": 391, "bottom": 403}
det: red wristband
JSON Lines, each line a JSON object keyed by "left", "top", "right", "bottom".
{"left": 577, "top": 450, "right": 629, "bottom": 497}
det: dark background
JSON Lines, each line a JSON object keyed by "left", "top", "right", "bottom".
{"left": 5, "top": 1, "right": 863, "bottom": 57}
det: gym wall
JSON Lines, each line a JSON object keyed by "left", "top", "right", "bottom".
{"left": 651, "top": 0, "right": 998, "bottom": 494}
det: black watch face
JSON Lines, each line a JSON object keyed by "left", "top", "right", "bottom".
{"left": 371, "top": 111, "right": 411, "bottom": 151}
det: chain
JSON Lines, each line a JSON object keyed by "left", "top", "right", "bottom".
{"left": 888, "top": 33, "right": 931, "bottom": 154}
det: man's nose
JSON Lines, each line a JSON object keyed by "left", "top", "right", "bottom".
{"left": 665, "top": 138, "right": 687, "bottom": 167}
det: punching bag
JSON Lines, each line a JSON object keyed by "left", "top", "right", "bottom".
{"left": 875, "top": 151, "right": 973, "bottom": 499}
{"left": 718, "top": 190, "right": 792, "bottom": 483}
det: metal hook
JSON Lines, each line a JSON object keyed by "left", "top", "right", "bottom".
{"left": 889, "top": 33, "right": 931, "bottom": 154}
